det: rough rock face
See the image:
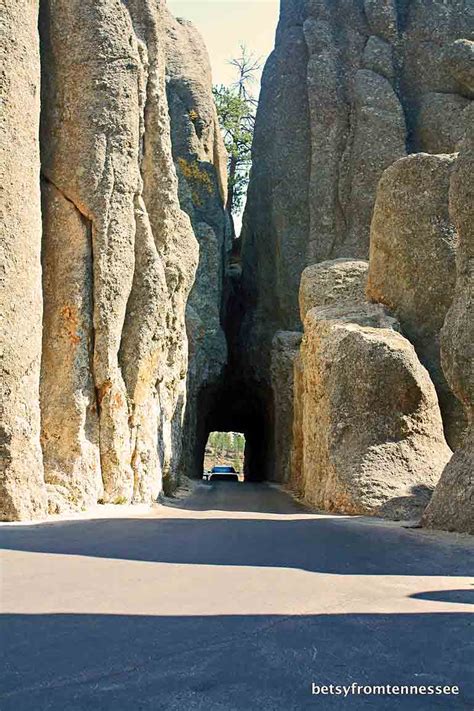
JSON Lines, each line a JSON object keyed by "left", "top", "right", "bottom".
{"left": 422, "top": 116, "right": 474, "bottom": 534}
{"left": 164, "top": 10, "right": 231, "bottom": 483}
{"left": 40, "top": 182, "right": 102, "bottom": 510}
{"left": 271, "top": 331, "right": 302, "bottom": 484}
{"left": 38, "top": 0, "right": 198, "bottom": 511}
{"left": 238, "top": 0, "right": 472, "bottom": 490}
{"left": 291, "top": 260, "right": 452, "bottom": 519}
{"left": 367, "top": 152, "right": 466, "bottom": 449}
{"left": 240, "top": 0, "right": 472, "bottom": 378}
{"left": 1, "top": 0, "right": 473, "bottom": 528}
{"left": 0, "top": 0, "right": 48, "bottom": 520}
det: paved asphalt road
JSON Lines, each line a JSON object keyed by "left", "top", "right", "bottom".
{"left": 1, "top": 481, "right": 473, "bottom": 710}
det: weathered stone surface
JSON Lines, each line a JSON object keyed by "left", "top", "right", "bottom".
{"left": 292, "top": 261, "right": 451, "bottom": 519}
{"left": 289, "top": 351, "right": 304, "bottom": 496}
{"left": 367, "top": 152, "right": 466, "bottom": 449}
{"left": 165, "top": 13, "right": 228, "bottom": 204}
{"left": 299, "top": 314, "right": 451, "bottom": 518}
{"left": 443, "top": 38, "right": 474, "bottom": 99}
{"left": 338, "top": 70, "right": 406, "bottom": 255}
{"left": 1, "top": 0, "right": 472, "bottom": 528}
{"left": 0, "top": 0, "right": 48, "bottom": 520}
{"left": 40, "top": 181, "right": 102, "bottom": 512}
{"left": 422, "top": 114, "right": 474, "bottom": 534}
{"left": 238, "top": 1, "right": 471, "bottom": 491}
{"left": 240, "top": 0, "right": 472, "bottom": 369}
{"left": 416, "top": 92, "right": 470, "bottom": 154}
{"left": 239, "top": 3, "right": 311, "bottom": 382}
{"left": 164, "top": 9, "right": 231, "bottom": 481}
{"left": 364, "top": 0, "right": 398, "bottom": 43}
{"left": 300, "top": 259, "right": 369, "bottom": 321}
{"left": 271, "top": 332, "right": 302, "bottom": 484}
{"left": 39, "top": 0, "right": 198, "bottom": 506}
{"left": 400, "top": 1, "right": 473, "bottom": 151}
{"left": 362, "top": 35, "right": 395, "bottom": 80}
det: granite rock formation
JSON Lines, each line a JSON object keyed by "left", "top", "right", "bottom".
{"left": 240, "top": 0, "right": 472, "bottom": 378}
{"left": 237, "top": 0, "right": 472, "bottom": 529}
{"left": 290, "top": 260, "right": 452, "bottom": 519}
{"left": 0, "top": 0, "right": 48, "bottom": 520}
{"left": 1, "top": 0, "right": 473, "bottom": 531}
{"left": 164, "top": 10, "right": 231, "bottom": 486}
{"left": 367, "top": 152, "right": 466, "bottom": 449}
{"left": 0, "top": 0, "right": 203, "bottom": 519}
{"left": 422, "top": 116, "right": 474, "bottom": 534}
{"left": 271, "top": 331, "right": 302, "bottom": 484}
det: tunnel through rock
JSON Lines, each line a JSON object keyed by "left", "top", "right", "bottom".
{"left": 193, "top": 376, "right": 275, "bottom": 484}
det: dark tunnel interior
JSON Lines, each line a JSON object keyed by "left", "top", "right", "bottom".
{"left": 194, "top": 375, "right": 275, "bottom": 482}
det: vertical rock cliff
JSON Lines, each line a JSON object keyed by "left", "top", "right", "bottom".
{"left": 1, "top": 0, "right": 205, "bottom": 519}
{"left": 240, "top": 0, "right": 472, "bottom": 374}
{"left": 39, "top": 0, "right": 199, "bottom": 512}
{"left": 0, "top": 0, "right": 48, "bottom": 519}
{"left": 239, "top": 0, "right": 473, "bottom": 496}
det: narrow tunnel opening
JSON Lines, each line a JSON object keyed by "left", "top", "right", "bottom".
{"left": 194, "top": 375, "right": 275, "bottom": 484}
{"left": 204, "top": 431, "right": 245, "bottom": 481}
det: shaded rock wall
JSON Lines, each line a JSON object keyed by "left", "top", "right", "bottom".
{"left": 0, "top": 0, "right": 48, "bottom": 520}
{"left": 239, "top": 0, "right": 472, "bottom": 495}
{"left": 271, "top": 332, "right": 302, "bottom": 483}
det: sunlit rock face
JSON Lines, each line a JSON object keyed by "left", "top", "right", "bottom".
{"left": 367, "top": 153, "right": 466, "bottom": 450}
{"left": 0, "top": 0, "right": 199, "bottom": 519}
{"left": 290, "top": 260, "right": 451, "bottom": 519}
{"left": 0, "top": 0, "right": 48, "bottom": 520}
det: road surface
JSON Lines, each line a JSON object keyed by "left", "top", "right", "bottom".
{"left": 1, "top": 481, "right": 473, "bottom": 710}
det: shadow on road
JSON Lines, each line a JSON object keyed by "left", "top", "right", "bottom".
{"left": 1, "top": 515, "right": 473, "bottom": 577}
{"left": 410, "top": 589, "right": 474, "bottom": 605}
{"left": 1, "top": 611, "right": 473, "bottom": 710}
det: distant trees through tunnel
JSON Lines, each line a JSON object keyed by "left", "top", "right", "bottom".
{"left": 204, "top": 432, "right": 245, "bottom": 478}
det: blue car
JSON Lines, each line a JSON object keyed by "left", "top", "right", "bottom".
{"left": 203, "top": 465, "right": 242, "bottom": 482}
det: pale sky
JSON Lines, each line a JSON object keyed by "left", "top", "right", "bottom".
{"left": 167, "top": 0, "right": 280, "bottom": 89}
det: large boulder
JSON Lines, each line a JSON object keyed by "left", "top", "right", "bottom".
{"left": 300, "top": 259, "right": 369, "bottom": 320}
{"left": 292, "top": 260, "right": 451, "bottom": 519}
{"left": 0, "top": 0, "right": 48, "bottom": 519}
{"left": 422, "top": 113, "right": 474, "bottom": 534}
{"left": 367, "top": 152, "right": 466, "bottom": 449}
